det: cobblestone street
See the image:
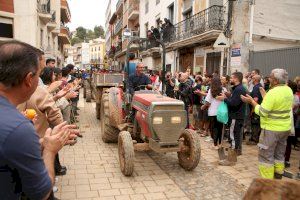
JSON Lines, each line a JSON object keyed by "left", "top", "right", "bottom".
{"left": 55, "top": 95, "right": 299, "bottom": 200}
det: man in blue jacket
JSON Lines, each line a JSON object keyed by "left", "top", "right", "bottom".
{"left": 217, "top": 72, "right": 246, "bottom": 165}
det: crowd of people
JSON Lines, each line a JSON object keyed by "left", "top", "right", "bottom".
{"left": 139, "top": 64, "right": 299, "bottom": 179}
{"left": 1, "top": 40, "right": 299, "bottom": 199}
{"left": 146, "top": 18, "right": 174, "bottom": 46}
{"left": 0, "top": 40, "right": 82, "bottom": 199}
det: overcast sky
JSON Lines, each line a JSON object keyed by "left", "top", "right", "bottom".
{"left": 68, "top": 0, "right": 109, "bottom": 31}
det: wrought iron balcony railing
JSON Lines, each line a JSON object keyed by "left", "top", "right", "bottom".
{"left": 37, "top": 0, "right": 51, "bottom": 14}
{"left": 114, "top": 18, "right": 123, "bottom": 35}
{"left": 115, "top": 43, "right": 122, "bottom": 53}
{"left": 169, "top": 5, "right": 224, "bottom": 43}
{"left": 116, "top": 0, "right": 123, "bottom": 12}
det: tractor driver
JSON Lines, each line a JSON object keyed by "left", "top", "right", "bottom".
{"left": 128, "top": 62, "right": 152, "bottom": 95}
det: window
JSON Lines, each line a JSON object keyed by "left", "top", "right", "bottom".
{"left": 145, "top": 0, "right": 149, "bottom": 14}
{"left": 156, "top": 0, "right": 160, "bottom": 5}
{"left": 40, "top": 29, "right": 44, "bottom": 48}
{"left": 168, "top": 3, "right": 174, "bottom": 24}
{"left": 145, "top": 22, "right": 148, "bottom": 36}
{"left": 0, "top": 17, "right": 13, "bottom": 38}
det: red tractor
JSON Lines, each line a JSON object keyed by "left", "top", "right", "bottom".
{"left": 100, "top": 38, "right": 201, "bottom": 176}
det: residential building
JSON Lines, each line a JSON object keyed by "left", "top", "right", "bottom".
{"left": 115, "top": 0, "right": 140, "bottom": 70}
{"left": 0, "top": 0, "right": 71, "bottom": 67}
{"left": 105, "top": 0, "right": 118, "bottom": 57}
{"left": 66, "top": 45, "right": 75, "bottom": 65}
{"left": 139, "top": 0, "right": 177, "bottom": 71}
{"left": 89, "top": 38, "right": 106, "bottom": 68}
{"left": 229, "top": 0, "right": 300, "bottom": 76}
{"left": 137, "top": 0, "right": 300, "bottom": 76}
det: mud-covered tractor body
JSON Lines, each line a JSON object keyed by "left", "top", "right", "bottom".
{"left": 132, "top": 92, "right": 187, "bottom": 152}
{"left": 90, "top": 72, "right": 123, "bottom": 119}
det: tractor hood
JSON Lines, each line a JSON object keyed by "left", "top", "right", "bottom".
{"left": 132, "top": 91, "right": 186, "bottom": 144}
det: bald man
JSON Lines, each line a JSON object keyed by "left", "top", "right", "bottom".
{"left": 128, "top": 62, "right": 152, "bottom": 95}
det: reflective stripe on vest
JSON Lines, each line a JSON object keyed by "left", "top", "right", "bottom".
{"left": 259, "top": 106, "right": 290, "bottom": 119}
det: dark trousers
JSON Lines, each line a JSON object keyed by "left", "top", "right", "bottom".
{"left": 251, "top": 114, "right": 261, "bottom": 143}
{"left": 285, "top": 136, "right": 297, "bottom": 162}
{"left": 185, "top": 105, "right": 189, "bottom": 128}
{"left": 210, "top": 116, "right": 223, "bottom": 146}
{"left": 230, "top": 119, "right": 244, "bottom": 150}
{"left": 55, "top": 153, "right": 62, "bottom": 172}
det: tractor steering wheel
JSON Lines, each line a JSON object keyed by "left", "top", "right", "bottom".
{"left": 134, "top": 85, "right": 152, "bottom": 91}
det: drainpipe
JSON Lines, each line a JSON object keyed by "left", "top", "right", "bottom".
{"left": 249, "top": 0, "right": 255, "bottom": 44}
{"left": 226, "top": 0, "right": 234, "bottom": 75}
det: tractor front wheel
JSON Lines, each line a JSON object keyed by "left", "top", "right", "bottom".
{"left": 118, "top": 131, "right": 134, "bottom": 176}
{"left": 177, "top": 129, "right": 201, "bottom": 171}
{"left": 100, "top": 93, "right": 118, "bottom": 143}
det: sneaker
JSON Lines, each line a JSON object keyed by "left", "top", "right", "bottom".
{"left": 53, "top": 186, "right": 58, "bottom": 193}
{"left": 204, "top": 136, "right": 213, "bottom": 142}
{"left": 285, "top": 161, "right": 291, "bottom": 168}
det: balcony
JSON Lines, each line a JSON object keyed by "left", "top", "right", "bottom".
{"left": 47, "top": 11, "right": 57, "bottom": 31}
{"left": 169, "top": 5, "right": 224, "bottom": 47}
{"left": 108, "top": 46, "right": 116, "bottom": 58}
{"left": 58, "top": 26, "right": 70, "bottom": 45}
{"left": 116, "top": 0, "right": 123, "bottom": 15}
{"left": 128, "top": 3, "right": 139, "bottom": 21}
{"left": 61, "top": 0, "right": 71, "bottom": 23}
{"left": 114, "top": 18, "right": 123, "bottom": 35}
{"left": 37, "top": 0, "right": 52, "bottom": 23}
{"left": 90, "top": 58, "right": 101, "bottom": 65}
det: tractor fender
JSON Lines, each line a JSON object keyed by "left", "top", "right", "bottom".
{"left": 107, "top": 87, "right": 124, "bottom": 128}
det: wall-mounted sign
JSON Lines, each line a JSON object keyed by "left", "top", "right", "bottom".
{"left": 231, "top": 44, "right": 241, "bottom": 67}
{"left": 213, "top": 33, "right": 230, "bottom": 48}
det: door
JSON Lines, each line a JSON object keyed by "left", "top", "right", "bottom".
{"left": 206, "top": 52, "right": 221, "bottom": 75}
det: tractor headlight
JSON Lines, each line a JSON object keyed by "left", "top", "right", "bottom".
{"left": 171, "top": 116, "right": 181, "bottom": 124}
{"left": 153, "top": 117, "right": 163, "bottom": 124}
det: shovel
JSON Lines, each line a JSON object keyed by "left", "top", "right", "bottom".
{"left": 218, "top": 125, "right": 227, "bottom": 160}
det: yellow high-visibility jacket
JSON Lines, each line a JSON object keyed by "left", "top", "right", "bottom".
{"left": 254, "top": 85, "right": 293, "bottom": 132}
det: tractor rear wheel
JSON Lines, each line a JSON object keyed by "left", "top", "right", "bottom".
{"left": 177, "top": 129, "right": 201, "bottom": 171}
{"left": 100, "top": 93, "right": 118, "bottom": 143}
{"left": 118, "top": 131, "right": 134, "bottom": 176}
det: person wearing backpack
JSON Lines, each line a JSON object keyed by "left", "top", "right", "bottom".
{"left": 201, "top": 78, "right": 227, "bottom": 149}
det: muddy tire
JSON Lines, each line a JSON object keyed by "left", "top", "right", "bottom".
{"left": 177, "top": 129, "right": 201, "bottom": 171}
{"left": 96, "top": 103, "right": 100, "bottom": 119}
{"left": 83, "top": 86, "right": 86, "bottom": 98}
{"left": 86, "top": 88, "right": 92, "bottom": 102}
{"left": 100, "top": 93, "right": 118, "bottom": 143}
{"left": 118, "top": 131, "right": 134, "bottom": 176}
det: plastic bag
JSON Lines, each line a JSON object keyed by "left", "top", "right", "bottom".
{"left": 217, "top": 101, "right": 228, "bottom": 124}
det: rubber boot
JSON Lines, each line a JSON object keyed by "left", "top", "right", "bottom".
{"left": 235, "top": 149, "right": 242, "bottom": 156}
{"left": 274, "top": 173, "right": 283, "bottom": 179}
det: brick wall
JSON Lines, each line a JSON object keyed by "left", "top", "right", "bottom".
{"left": 0, "top": 0, "right": 14, "bottom": 13}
